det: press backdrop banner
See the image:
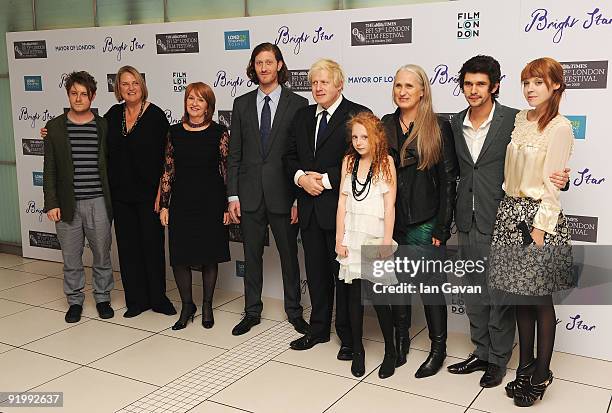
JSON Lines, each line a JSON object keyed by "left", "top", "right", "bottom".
{"left": 7, "top": 0, "right": 611, "bottom": 360}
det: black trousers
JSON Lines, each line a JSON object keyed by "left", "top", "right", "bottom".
{"left": 301, "top": 212, "right": 351, "bottom": 346}
{"left": 112, "top": 200, "right": 172, "bottom": 311}
{"left": 241, "top": 199, "right": 303, "bottom": 319}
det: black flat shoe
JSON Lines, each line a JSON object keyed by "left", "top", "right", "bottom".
{"left": 447, "top": 353, "right": 488, "bottom": 374}
{"left": 514, "top": 371, "right": 553, "bottom": 407}
{"left": 378, "top": 352, "right": 397, "bottom": 379}
{"left": 337, "top": 345, "right": 353, "bottom": 361}
{"left": 351, "top": 352, "right": 365, "bottom": 377}
{"left": 202, "top": 301, "right": 214, "bottom": 329}
{"left": 65, "top": 304, "right": 82, "bottom": 323}
{"left": 171, "top": 303, "right": 197, "bottom": 330}
{"left": 123, "top": 307, "right": 144, "bottom": 318}
{"left": 289, "top": 316, "right": 310, "bottom": 335}
{"left": 289, "top": 334, "right": 330, "bottom": 351}
{"left": 480, "top": 363, "right": 506, "bottom": 388}
{"left": 96, "top": 301, "right": 114, "bottom": 319}
{"left": 232, "top": 315, "right": 261, "bottom": 336}
{"left": 506, "top": 359, "right": 537, "bottom": 398}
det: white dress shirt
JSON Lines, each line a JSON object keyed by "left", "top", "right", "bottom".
{"left": 294, "top": 95, "right": 344, "bottom": 190}
{"left": 462, "top": 102, "right": 496, "bottom": 209}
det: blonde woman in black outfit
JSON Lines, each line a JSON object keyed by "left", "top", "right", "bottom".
{"left": 106, "top": 66, "right": 176, "bottom": 318}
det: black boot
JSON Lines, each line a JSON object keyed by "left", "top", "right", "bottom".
{"left": 415, "top": 304, "right": 447, "bottom": 378}
{"left": 392, "top": 304, "right": 411, "bottom": 367}
{"left": 394, "top": 329, "right": 410, "bottom": 367}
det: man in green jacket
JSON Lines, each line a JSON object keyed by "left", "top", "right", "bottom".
{"left": 43, "top": 71, "right": 114, "bottom": 323}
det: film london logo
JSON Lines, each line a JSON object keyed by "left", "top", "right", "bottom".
{"left": 566, "top": 215, "right": 598, "bottom": 243}
{"left": 14, "top": 40, "right": 47, "bottom": 59}
{"left": 24, "top": 75, "right": 43, "bottom": 91}
{"left": 224, "top": 31, "right": 250, "bottom": 50}
{"left": 107, "top": 72, "right": 146, "bottom": 92}
{"left": 457, "top": 12, "right": 480, "bottom": 39}
{"left": 351, "top": 19, "right": 412, "bottom": 46}
{"left": 287, "top": 70, "right": 310, "bottom": 92}
{"left": 156, "top": 32, "right": 199, "bottom": 54}
{"left": 172, "top": 72, "right": 188, "bottom": 93}
{"left": 217, "top": 110, "right": 232, "bottom": 130}
{"left": 561, "top": 61, "right": 608, "bottom": 89}
{"left": 29, "top": 230, "right": 61, "bottom": 250}
{"left": 22, "top": 139, "right": 44, "bottom": 156}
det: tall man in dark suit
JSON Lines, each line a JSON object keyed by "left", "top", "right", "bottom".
{"left": 227, "top": 43, "right": 309, "bottom": 336}
{"left": 447, "top": 55, "right": 570, "bottom": 388}
{"left": 284, "top": 59, "right": 370, "bottom": 359}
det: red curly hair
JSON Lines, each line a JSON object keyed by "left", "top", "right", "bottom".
{"left": 345, "top": 112, "right": 393, "bottom": 184}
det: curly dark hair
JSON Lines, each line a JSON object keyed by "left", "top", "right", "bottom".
{"left": 458, "top": 55, "right": 501, "bottom": 99}
{"left": 246, "top": 42, "right": 289, "bottom": 85}
{"left": 64, "top": 71, "right": 97, "bottom": 98}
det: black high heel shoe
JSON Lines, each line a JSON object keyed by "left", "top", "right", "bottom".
{"left": 506, "top": 359, "right": 537, "bottom": 398}
{"left": 202, "top": 300, "right": 214, "bottom": 329}
{"left": 171, "top": 303, "right": 197, "bottom": 330}
{"left": 513, "top": 371, "right": 553, "bottom": 407}
{"left": 351, "top": 351, "right": 365, "bottom": 377}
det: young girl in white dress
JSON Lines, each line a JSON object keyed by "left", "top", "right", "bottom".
{"left": 335, "top": 111, "right": 398, "bottom": 379}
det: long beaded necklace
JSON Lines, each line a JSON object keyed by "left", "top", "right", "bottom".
{"left": 351, "top": 156, "right": 373, "bottom": 201}
{"left": 122, "top": 101, "right": 145, "bottom": 136}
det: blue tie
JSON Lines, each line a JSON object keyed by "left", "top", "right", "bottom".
{"left": 316, "top": 110, "right": 328, "bottom": 149}
{"left": 260, "top": 95, "right": 271, "bottom": 152}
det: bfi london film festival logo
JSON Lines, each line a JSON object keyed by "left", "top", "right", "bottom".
{"left": 224, "top": 30, "right": 250, "bottom": 50}
{"left": 156, "top": 32, "right": 199, "bottom": 54}
{"left": 107, "top": 72, "right": 146, "bottom": 92}
{"left": 457, "top": 11, "right": 480, "bottom": 39}
{"left": 565, "top": 215, "right": 598, "bottom": 243}
{"left": 351, "top": 19, "right": 412, "bottom": 46}
{"left": 29, "top": 230, "right": 61, "bottom": 250}
{"left": 14, "top": 40, "right": 47, "bottom": 59}
{"left": 287, "top": 70, "right": 311, "bottom": 92}
{"left": 24, "top": 75, "right": 43, "bottom": 91}
{"left": 22, "top": 139, "right": 44, "bottom": 156}
{"left": 217, "top": 110, "right": 232, "bottom": 130}
{"left": 561, "top": 61, "right": 608, "bottom": 89}
{"left": 566, "top": 115, "right": 587, "bottom": 139}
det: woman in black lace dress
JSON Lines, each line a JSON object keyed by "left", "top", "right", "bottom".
{"left": 159, "top": 82, "right": 231, "bottom": 330}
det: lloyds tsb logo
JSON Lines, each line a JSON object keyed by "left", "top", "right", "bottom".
{"left": 457, "top": 12, "right": 480, "bottom": 39}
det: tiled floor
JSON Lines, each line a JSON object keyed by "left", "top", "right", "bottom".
{"left": 0, "top": 253, "right": 610, "bottom": 413}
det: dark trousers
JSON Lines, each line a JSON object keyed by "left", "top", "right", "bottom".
{"left": 241, "top": 199, "right": 303, "bottom": 319}
{"left": 459, "top": 216, "right": 516, "bottom": 367}
{"left": 301, "top": 212, "right": 351, "bottom": 346}
{"left": 113, "top": 200, "right": 171, "bottom": 311}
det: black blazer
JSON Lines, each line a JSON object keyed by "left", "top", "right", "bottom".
{"left": 284, "top": 96, "right": 370, "bottom": 230}
{"left": 227, "top": 86, "right": 308, "bottom": 214}
{"left": 382, "top": 111, "right": 458, "bottom": 242}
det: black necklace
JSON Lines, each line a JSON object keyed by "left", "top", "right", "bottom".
{"left": 122, "top": 101, "right": 145, "bottom": 136}
{"left": 186, "top": 118, "right": 207, "bottom": 128}
{"left": 351, "top": 157, "right": 373, "bottom": 201}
